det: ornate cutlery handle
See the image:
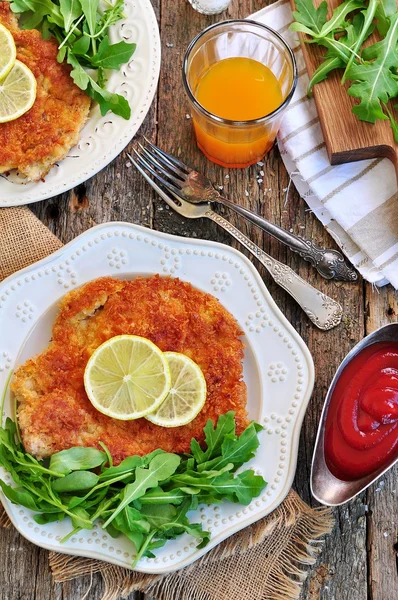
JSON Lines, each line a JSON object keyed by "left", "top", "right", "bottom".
{"left": 206, "top": 210, "right": 343, "bottom": 331}
{"left": 217, "top": 196, "right": 357, "bottom": 282}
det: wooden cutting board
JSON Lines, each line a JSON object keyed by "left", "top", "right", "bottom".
{"left": 290, "top": 0, "right": 398, "bottom": 176}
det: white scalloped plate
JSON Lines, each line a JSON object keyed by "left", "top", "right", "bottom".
{"left": 0, "top": 0, "right": 160, "bottom": 207}
{"left": 0, "top": 222, "right": 314, "bottom": 574}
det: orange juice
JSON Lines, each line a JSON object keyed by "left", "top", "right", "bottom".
{"left": 193, "top": 57, "right": 283, "bottom": 168}
{"left": 196, "top": 57, "right": 283, "bottom": 121}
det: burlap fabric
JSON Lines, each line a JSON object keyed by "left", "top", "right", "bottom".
{"left": 0, "top": 207, "right": 334, "bottom": 600}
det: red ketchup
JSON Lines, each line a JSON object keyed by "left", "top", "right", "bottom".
{"left": 325, "top": 341, "right": 398, "bottom": 481}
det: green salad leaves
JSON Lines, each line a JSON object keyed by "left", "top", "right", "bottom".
{"left": 291, "top": 0, "right": 398, "bottom": 140}
{"left": 0, "top": 412, "right": 267, "bottom": 566}
{"left": 9, "top": 0, "right": 136, "bottom": 119}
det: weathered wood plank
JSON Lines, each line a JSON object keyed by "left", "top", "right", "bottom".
{"left": 0, "top": 525, "right": 45, "bottom": 600}
{"left": 33, "top": 548, "right": 64, "bottom": 600}
{"left": 365, "top": 284, "right": 398, "bottom": 600}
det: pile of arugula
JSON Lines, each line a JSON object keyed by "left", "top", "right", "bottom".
{"left": 9, "top": 0, "right": 136, "bottom": 119}
{"left": 0, "top": 412, "right": 267, "bottom": 566}
{"left": 291, "top": 0, "right": 398, "bottom": 141}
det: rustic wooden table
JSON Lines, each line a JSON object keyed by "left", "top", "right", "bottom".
{"left": 1, "top": 1, "right": 397, "bottom": 598}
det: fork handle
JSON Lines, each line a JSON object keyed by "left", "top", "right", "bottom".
{"left": 216, "top": 196, "right": 357, "bottom": 282}
{"left": 205, "top": 210, "right": 342, "bottom": 331}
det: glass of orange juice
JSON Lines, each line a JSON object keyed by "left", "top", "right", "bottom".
{"left": 183, "top": 20, "right": 297, "bottom": 168}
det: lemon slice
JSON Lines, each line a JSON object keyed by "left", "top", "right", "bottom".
{"left": 0, "top": 60, "right": 37, "bottom": 124}
{"left": 0, "top": 24, "right": 16, "bottom": 81}
{"left": 84, "top": 335, "right": 171, "bottom": 420}
{"left": 146, "top": 352, "right": 207, "bottom": 427}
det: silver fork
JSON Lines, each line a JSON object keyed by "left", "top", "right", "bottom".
{"left": 128, "top": 151, "right": 343, "bottom": 331}
{"left": 134, "top": 138, "right": 357, "bottom": 282}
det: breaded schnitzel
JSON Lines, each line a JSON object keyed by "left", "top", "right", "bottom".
{"left": 0, "top": 2, "right": 91, "bottom": 182}
{"left": 12, "top": 276, "right": 248, "bottom": 464}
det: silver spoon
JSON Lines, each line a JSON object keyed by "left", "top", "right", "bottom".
{"left": 311, "top": 323, "right": 398, "bottom": 506}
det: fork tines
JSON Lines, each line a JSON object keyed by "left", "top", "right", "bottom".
{"left": 131, "top": 138, "right": 191, "bottom": 200}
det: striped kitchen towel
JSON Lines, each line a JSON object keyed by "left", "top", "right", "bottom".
{"left": 252, "top": 0, "right": 398, "bottom": 288}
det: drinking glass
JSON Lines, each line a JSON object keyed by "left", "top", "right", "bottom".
{"left": 183, "top": 20, "right": 298, "bottom": 168}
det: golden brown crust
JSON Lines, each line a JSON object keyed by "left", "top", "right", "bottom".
{"left": 12, "top": 276, "right": 248, "bottom": 463}
{"left": 0, "top": 2, "right": 91, "bottom": 181}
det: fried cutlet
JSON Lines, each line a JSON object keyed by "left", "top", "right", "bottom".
{"left": 0, "top": 2, "right": 91, "bottom": 182}
{"left": 12, "top": 276, "right": 248, "bottom": 464}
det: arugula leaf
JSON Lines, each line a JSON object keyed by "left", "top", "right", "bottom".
{"left": 57, "top": 45, "right": 67, "bottom": 62}
{"left": 103, "top": 453, "right": 181, "bottom": 527}
{"left": 342, "top": 0, "right": 379, "bottom": 83}
{"left": 21, "top": 0, "right": 65, "bottom": 28}
{"left": 233, "top": 471, "right": 269, "bottom": 505}
{"left": 139, "top": 504, "right": 178, "bottom": 528}
{"left": 292, "top": 0, "right": 365, "bottom": 38}
{"left": 99, "top": 455, "right": 144, "bottom": 480}
{"left": 190, "top": 411, "right": 236, "bottom": 464}
{"left": 34, "top": 512, "right": 66, "bottom": 524}
{"left": 113, "top": 506, "right": 151, "bottom": 534}
{"left": 50, "top": 447, "right": 106, "bottom": 474}
{"left": 90, "top": 36, "right": 136, "bottom": 70}
{"left": 385, "top": 104, "right": 398, "bottom": 142}
{"left": 307, "top": 12, "right": 374, "bottom": 94}
{"left": 10, "top": 0, "right": 32, "bottom": 12}
{"left": 67, "top": 51, "right": 131, "bottom": 118}
{"left": 376, "top": 0, "right": 397, "bottom": 35}
{"left": 197, "top": 422, "right": 263, "bottom": 473}
{"left": 59, "top": 0, "right": 81, "bottom": 32}
{"left": 87, "top": 78, "right": 131, "bottom": 119}
{"left": 347, "top": 13, "right": 398, "bottom": 122}
{"left": 155, "top": 499, "right": 210, "bottom": 544}
{"left": 292, "top": 0, "right": 328, "bottom": 35}
{"left": 67, "top": 51, "right": 90, "bottom": 88}
{"left": 308, "top": 56, "right": 345, "bottom": 94}
{"left": 71, "top": 33, "right": 90, "bottom": 55}
{"left": 139, "top": 487, "right": 186, "bottom": 505}
{"left": 381, "top": 0, "right": 397, "bottom": 15}
{"left": 78, "top": 0, "right": 99, "bottom": 35}
{"left": 123, "top": 531, "right": 145, "bottom": 552}
{"left": 170, "top": 469, "right": 266, "bottom": 506}
{"left": 318, "top": 0, "right": 365, "bottom": 38}
{"left": 136, "top": 499, "right": 210, "bottom": 565}
{"left": 67, "top": 486, "right": 109, "bottom": 510}
{"left": 71, "top": 506, "right": 93, "bottom": 530}
{"left": 0, "top": 479, "right": 40, "bottom": 511}
{"left": 21, "top": 11, "right": 45, "bottom": 28}
{"left": 52, "top": 470, "right": 99, "bottom": 493}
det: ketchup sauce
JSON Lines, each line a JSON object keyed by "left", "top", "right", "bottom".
{"left": 325, "top": 342, "right": 398, "bottom": 481}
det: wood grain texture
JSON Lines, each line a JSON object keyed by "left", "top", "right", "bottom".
{"left": 290, "top": 0, "right": 398, "bottom": 174}
{"left": 2, "top": 1, "right": 396, "bottom": 599}
{"left": 365, "top": 283, "right": 398, "bottom": 600}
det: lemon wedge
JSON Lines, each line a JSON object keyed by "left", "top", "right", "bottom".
{"left": 146, "top": 352, "right": 207, "bottom": 427}
{"left": 0, "top": 23, "right": 16, "bottom": 81}
{"left": 84, "top": 335, "right": 171, "bottom": 420}
{"left": 0, "top": 60, "right": 37, "bottom": 124}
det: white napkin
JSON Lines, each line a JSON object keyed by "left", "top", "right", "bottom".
{"left": 252, "top": 0, "right": 398, "bottom": 288}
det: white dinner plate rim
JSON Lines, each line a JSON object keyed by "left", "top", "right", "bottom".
{"left": 0, "top": 222, "right": 314, "bottom": 574}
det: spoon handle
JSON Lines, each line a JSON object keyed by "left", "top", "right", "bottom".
{"left": 206, "top": 210, "right": 343, "bottom": 330}
{"left": 217, "top": 195, "right": 357, "bottom": 282}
